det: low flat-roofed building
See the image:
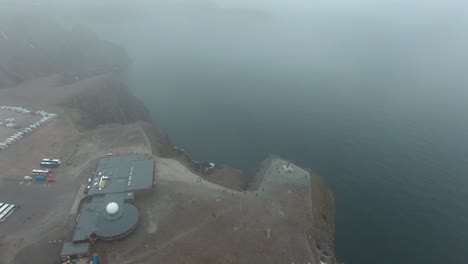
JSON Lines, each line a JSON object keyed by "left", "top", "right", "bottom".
{"left": 88, "top": 154, "right": 154, "bottom": 195}
{"left": 64, "top": 154, "right": 153, "bottom": 260}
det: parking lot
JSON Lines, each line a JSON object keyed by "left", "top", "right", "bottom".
{"left": 0, "top": 110, "right": 40, "bottom": 139}
{"left": 0, "top": 176, "right": 76, "bottom": 263}
{"left": 0, "top": 106, "right": 58, "bottom": 151}
{"left": 0, "top": 179, "right": 75, "bottom": 234}
{"left": 0, "top": 105, "right": 82, "bottom": 264}
{"left": 0, "top": 158, "right": 85, "bottom": 263}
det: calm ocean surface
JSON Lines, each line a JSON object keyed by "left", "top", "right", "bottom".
{"left": 90, "top": 5, "right": 468, "bottom": 263}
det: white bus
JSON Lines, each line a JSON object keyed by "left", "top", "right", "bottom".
{"left": 41, "top": 159, "right": 61, "bottom": 164}
{"left": 32, "top": 169, "right": 49, "bottom": 175}
{"left": 0, "top": 204, "right": 15, "bottom": 222}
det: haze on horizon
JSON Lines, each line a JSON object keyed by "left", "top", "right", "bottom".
{"left": 5, "top": 0, "right": 465, "bottom": 102}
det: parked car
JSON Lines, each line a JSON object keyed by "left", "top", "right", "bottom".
{"left": 24, "top": 175, "right": 33, "bottom": 181}
{"left": 35, "top": 175, "right": 46, "bottom": 181}
{"left": 47, "top": 177, "right": 56, "bottom": 183}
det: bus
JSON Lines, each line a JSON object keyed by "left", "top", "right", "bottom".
{"left": 41, "top": 159, "right": 61, "bottom": 164}
{"left": 40, "top": 162, "right": 59, "bottom": 168}
{"left": 0, "top": 204, "right": 15, "bottom": 222}
{"left": 32, "top": 169, "right": 49, "bottom": 175}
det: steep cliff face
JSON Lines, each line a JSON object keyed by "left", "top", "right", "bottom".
{"left": 0, "top": 14, "right": 130, "bottom": 88}
{"left": 309, "top": 174, "right": 336, "bottom": 264}
{"left": 59, "top": 75, "right": 175, "bottom": 157}
{"left": 61, "top": 77, "right": 151, "bottom": 130}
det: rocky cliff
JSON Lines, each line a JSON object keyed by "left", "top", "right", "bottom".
{"left": 61, "top": 77, "right": 151, "bottom": 130}
{"left": 58, "top": 75, "right": 175, "bottom": 157}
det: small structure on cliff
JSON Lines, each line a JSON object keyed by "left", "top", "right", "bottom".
{"left": 281, "top": 163, "right": 294, "bottom": 173}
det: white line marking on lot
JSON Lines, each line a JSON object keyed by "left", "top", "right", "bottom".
{"left": 27, "top": 182, "right": 31, "bottom": 185}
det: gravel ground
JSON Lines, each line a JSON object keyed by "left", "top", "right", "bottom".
{"left": 100, "top": 157, "right": 319, "bottom": 264}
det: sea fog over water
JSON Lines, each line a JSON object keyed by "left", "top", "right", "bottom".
{"left": 12, "top": 0, "right": 468, "bottom": 263}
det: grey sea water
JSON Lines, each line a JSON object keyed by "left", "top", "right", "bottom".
{"left": 88, "top": 3, "right": 468, "bottom": 263}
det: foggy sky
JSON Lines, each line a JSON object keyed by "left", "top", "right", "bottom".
{"left": 2, "top": 0, "right": 468, "bottom": 105}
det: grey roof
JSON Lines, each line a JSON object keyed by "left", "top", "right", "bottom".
{"left": 73, "top": 202, "right": 98, "bottom": 241}
{"left": 95, "top": 203, "right": 139, "bottom": 238}
{"left": 60, "top": 242, "right": 90, "bottom": 257}
{"left": 88, "top": 154, "right": 154, "bottom": 195}
{"left": 73, "top": 193, "right": 139, "bottom": 242}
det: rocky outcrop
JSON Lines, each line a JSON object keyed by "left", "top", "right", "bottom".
{"left": 139, "top": 121, "right": 175, "bottom": 157}
{"left": 58, "top": 75, "right": 176, "bottom": 157}
{"left": 250, "top": 156, "right": 337, "bottom": 264}
{"left": 61, "top": 77, "right": 150, "bottom": 130}
{"left": 203, "top": 165, "right": 247, "bottom": 191}
{"left": 309, "top": 174, "right": 336, "bottom": 264}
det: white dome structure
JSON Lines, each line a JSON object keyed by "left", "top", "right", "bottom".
{"left": 106, "top": 202, "right": 119, "bottom": 215}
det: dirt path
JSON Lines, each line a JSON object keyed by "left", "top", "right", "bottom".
{"left": 124, "top": 206, "right": 236, "bottom": 264}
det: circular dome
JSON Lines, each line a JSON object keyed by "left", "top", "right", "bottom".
{"left": 106, "top": 202, "right": 119, "bottom": 215}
